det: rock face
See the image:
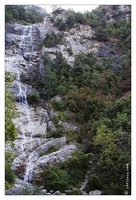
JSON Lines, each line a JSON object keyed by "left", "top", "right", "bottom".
{"left": 5, "top": 21, "right": 77, "bottom": 185}
{"left": 38, "top": 17, "right": 98, "bottom": 65}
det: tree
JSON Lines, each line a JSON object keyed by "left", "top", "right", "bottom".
{"left": 93, "top": 125, "right": 118, "bottom": 168}
{"left": 94, "top": 26, "right": 109, "bottom": 41}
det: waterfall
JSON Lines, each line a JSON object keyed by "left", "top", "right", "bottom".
{"left": 19, "top": 25, "right": 34, "bottom": 54}
{"left": 24, "top": 152, "right": 34, "bottom": 182}
{"left": 15, "top": 25, "right": 35, "bottom": 182}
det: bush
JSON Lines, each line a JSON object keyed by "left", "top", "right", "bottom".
{"left": 85, "top": 174, "right": 102, "bottom": 192}
{"left": 48, "top": 126, "right": 64, "bottom": 138}
{"left": 66, "top": 48, "right": 73, "bottom": 55}
{"left": 53, "top": 18, "right": 66, "bottom": 31}
{"left": 5, "top": 150, "right": 16, "bottom": 189}
{"left": 57, "top": 85, "right": 68, "bottom": 95}
{"left": 94, "top": 26, "right": 109, "bottom": 41}
{"left": 5, "top": 163, "right": 16, "bottom": 185}
{"left": 43, "top": 31, "right": 64, "bottom": 47}
{"left": 42, "top": 166, "right": 70, "bottom": 192}
{"left": 51, "top": 99, "right": 65, "bottom": 111}
{"left": 27, "top": 91, "right": 40, "bottom": 104}
{"left": 19, "top": 185, "right": 43, "bottom": 195}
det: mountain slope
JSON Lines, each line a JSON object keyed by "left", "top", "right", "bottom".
{"left": 5, "top": 5, "right": 131, "bottom": 195}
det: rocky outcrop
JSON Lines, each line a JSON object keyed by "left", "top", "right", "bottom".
{"left": 5, "top": 20, "right": 77, "bottom": 185}
{"left": 32, "top": 144, "right": 76, "bottom": 182}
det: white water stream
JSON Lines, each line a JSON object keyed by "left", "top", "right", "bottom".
{"left": 15, "top": 25, "right": 35, "bottom": 182}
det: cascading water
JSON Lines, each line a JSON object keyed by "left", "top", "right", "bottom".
{"left": 19, "top": 25, "right": 34, "bottom": 54}
{"left": 5, "top": 22, "right": 48, "bottom": 188}
{"left": 14, "top": 25, "right": 36, "bottom": 182}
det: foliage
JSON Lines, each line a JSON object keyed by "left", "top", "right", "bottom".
{"left": 94, "top": 26, "right": 109, "bottom": 41}
{"left": 42, "top": 165, "right": 70, "bottom": 192}
{"left": 85, "top": 174, "right": 102, "bottom": 192}
{"left": 41, "top": 148, "right": 92, "bottom": 193}
{"left": 19, "top": 184, "right": 43, "bottom": 195}
{"left": 52, "top": 6, "right": 64, "bottom": 15}
{"left": 43, "top": 31, "right": 64, "bottom": 47}
{"left": 5, "top": 72, "right": 18, "bottom": 141}
{"left": 5, "top": 5, "right": 131, "bottom": 195}
{"left": 5, "top": 5, "right": 43, "bottom": 23}
{"left": 53, "top": 18, "right": 66, "bottom": 31}
{"left": 47, "top": 125, "right": 64, "bottom": 138}
{"left": 51, "top": 98, "right": 66, "bottom": 111}
{"left": 66, "top": 48, "right": 73, "bottom": 55}
{"left": 5, "top": 150, "right": 16, "bottom": 189}
{"left": 27, "top": 91, "right": 40, "bottom": 104}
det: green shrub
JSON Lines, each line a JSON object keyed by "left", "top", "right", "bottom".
{"left": 19, "top": 185, "right": 43, "bottom": 195}
{"left": 85, "top": 174, "right": 102, "bottom": 192}
{"left": 42, "top": 166, "right": 70, "bottom": 192}
{"left": 51, "top": 99, "right": 65, "bottom": 111}
{"left": 5, "top": 150, "right": 16, "bottom": 189}
{"left": 43, "top": 31, "right": 64, "bottom": 47}
{"left": 5, "top": 163, "right": 16, "bottom": 185}
{"left": 61, "top": 149, "right": 91, "bottom": 187}
{"left": 52, "top": 114, "right": 59, "bottom": 124}
{"left": 94, "top": 26, "right": 109, "bottom": 41}
{"left": 66, "top": 130, "right": 79, "bottom": 144}
{"left": 53, "top": 17, "right": 66, "bottom": 31}
{"left": 48, "top": 126, "right": 64, "bottom": 138}
{"left": 27, "top": 91, "right": 40, "bottom": 104}
{"left": 66, "top": 48, "right": 73, "bottom": 55}
{"left": 5, "top": 181, "right": 12, "bottom": 190}
{"left": 57, "top": 85, "right": 68, "bottom": 95}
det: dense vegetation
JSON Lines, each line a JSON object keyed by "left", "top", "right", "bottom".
{"left": 5, "top": 72, "right": 17, "bottom": 189}
{"left": 5, "top": 5, "right": 43, "bottom": 24}
{"left": 5, "top": 72, "right": 18, "bottom": 141}
{"left": 33, "top": 6, "right": 131, "bottom": 194}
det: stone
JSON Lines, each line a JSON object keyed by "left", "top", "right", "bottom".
{"left": 50, "top": 190, "right": 55, "bottom": 194}
{"left": 5, "top": 187, "right": 23, "bottom": 195}
{"left": 37, "top": 137, "right": 66, "bottom": 154}
{"left": 41, "top": 189, "right": 47, "bottom": 194}
{"left": 54, "top": 191, "right": 61, "bottom": 195}
{"left": 89, "top": 190, "right": 102, "bottom": 195}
